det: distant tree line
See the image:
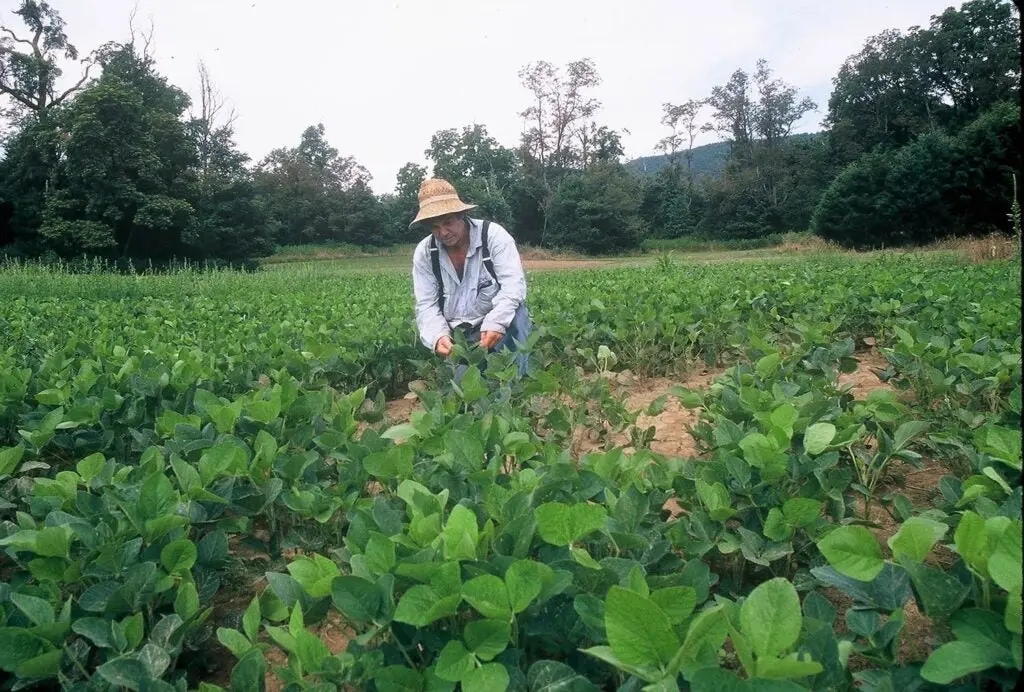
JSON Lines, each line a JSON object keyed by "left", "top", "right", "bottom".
{"left": 0, "top": 0, "right": 1019, "bottom": 262}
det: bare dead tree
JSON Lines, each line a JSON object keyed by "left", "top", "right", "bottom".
{"left": 189, "top": 60, "right": 238, "bottom": 176}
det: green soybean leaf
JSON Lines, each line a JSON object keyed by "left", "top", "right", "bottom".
{"left": 899, "top": 556, "right": 970, "bottom": 620}
{"left": 287, "top": 554, "right": 339, "bottom": 599}
{"left": 443, "top": 504, "right": 480, "bottom": 562}
{"left": 817, "top": 526, "right": 884, "bottom": 581}
{"left": 96, "top": 657, "right": 148, "bottom": 689}
{"left": 230, "top": 648, "right": 266, "bottom": 692}
{"left": 535, "top": 502, "right": 607, "bottom": 546}
{"left": 973, "top": 425, "right": 1022, "bottom": 470}
{"left": 921, "top": 641, "right": 1009, "bottom": 684}
{"left": 462, "top": 575, "right": 511, "bottom": 620}
{"left": 604, "top": 585, "right": 679, "bottom": 668}
{"left": 756, "top": 653, "right": 824, "bottom": 680}
{"left": 506, "top": 560, "right": 552, "bottom": 614}
{"left": 463, "top": 663, "right": 510, "bottom": 692}
{"left": 888, "top": 516, "right": 947, "bottom": 562}
{"left": 10, "top": 593, "right": 54, "bottom": 626}
{"left": 740, "top": 577, "right": 802, "bottom": 659}
{"left": 242, "top": 597, "right": 261, "bottom": 642}
{"left": 954, "top": 511, "right": 990, "bottom": 578}
{"left": 526, "top": 660, "right": 598, "bottom": 692}
{"left": 988, "top": 520, "right": 1023, "bottom": 593}
{"left": 375, "top": 666, "right": 424, "bottom": 692}
{"left": 333, "top": 577, "right": 385, "bottom": 622}
{"left": 434, "top": 640, "right": 475, "bottom": 682}
{"left": 650, "top": 586, "right": 697, "bottom": 625}
{"left": 174, "top": 581, "right": 199, "bottom": 619}
{"left": 160, "top": 539, "right": 198, "bottom": 575}
{"left": 464, "top": 618, "right": 510, "bottom": 661}
{"left": 393, "top": 585, "right": 458, "bottom": 628}
{"left": 782, "top": 498, "right": 823, "bottom": 528}
{"left": 0, "top": 629, "right": 53, "bottom": 671}
{"left": 217, "top": 628, "right": 253, "bottom": 657}
{"left": 0, "top": 445, "right": 25, "bottom": 476}
{"left": 803, "top": 423, "right": 837, "bottom": 455}
{"left": 763, "top": 508, "right": 792, "bottom": 542}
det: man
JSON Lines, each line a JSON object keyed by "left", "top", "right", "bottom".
{"left": 410, "top": 178, "right": 531, "bottom": 374}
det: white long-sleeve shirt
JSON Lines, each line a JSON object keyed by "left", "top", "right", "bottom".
{"left": 412, "top": 218, "right": 527, "bottom": 351}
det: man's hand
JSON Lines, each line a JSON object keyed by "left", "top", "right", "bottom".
{"left": 435, "top": 335, "right": 453, "bottom": 357}
{"left": 479, "top": 331, "right": 502, "bottom": 350}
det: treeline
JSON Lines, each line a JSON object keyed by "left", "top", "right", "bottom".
{"left": 0, "top": 0, "right": 1019, "bottom": 262}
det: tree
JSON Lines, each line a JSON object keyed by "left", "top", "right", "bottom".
{"left": 518, "top": 58, "right": 616, "bottom": 243}
{"left": 648, "top": 99, "right": 709, "bottom": 236}
{"left": 255, "top": 124, "right": 378, "bottom": 247}
{"left": 658, "top": 99, "right": 707, "bottom": 177}
{"left": 184, "top": 62, "right": 272, "bottom": 261}
{"left": 810, "top": 102, "right": 1020, "bottom": 249}
{"left": 518, "top": 58, "right": 602, "bottom": 174}
{"left": 382, "top": 161, "right": 427, "bottom": 243}
{"left": 826, "top": 0, "right": 1020, "bottom": 162}
{"left": 946, "top": 100, "right": 1021, "bottom": 233}
{"left": 704, "top": 68, "right": 755, "bottom": 160}
{"left": 426, "top": 123, "right": 517, "bottom": 185}
{"left": 701, "top": 59, "right": 818, "bottom": 236}
{"left": 36, "top": 41, "right": 199, "bottom": 259}
{"left": 546, "top": 162, "right": 642, "bottom": 254}
{"left": 425, "top": 123, "right": 519, "bottom": 228}
{"left": 0, "top": 0, "right": 93, "bottom": 118}
{"left": 578, "top": 123, "right": 625, "bottom": 168}
{"left": 915, "top": 0, "right": 1020, "bottom": 129}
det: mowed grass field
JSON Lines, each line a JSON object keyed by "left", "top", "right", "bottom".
{"left": 0, "top": 247, "right": 1020, "bottom": 690}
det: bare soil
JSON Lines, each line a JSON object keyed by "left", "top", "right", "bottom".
{"left": 837, "top": 347, "right": 895, "bottom": 399}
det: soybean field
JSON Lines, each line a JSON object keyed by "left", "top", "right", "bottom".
{"left": 0, "top": 252, "right": 1020, "bottom": 691}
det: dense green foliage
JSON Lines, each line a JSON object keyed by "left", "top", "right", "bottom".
{"left": 1, "top": 0, "right": 1018, "bottom": 260}
{"left": 0, "top": 253, "right": 1020, "bottom": 689}
{"left": 811, "top": 103, "right": 1022, "bottom": 247}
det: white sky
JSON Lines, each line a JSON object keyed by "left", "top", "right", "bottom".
{"left": 2, "top": 0, "right": 959, "bottom": 194}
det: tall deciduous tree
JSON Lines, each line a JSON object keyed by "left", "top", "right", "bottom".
{"left": 37, "top": 40, "right": 198, "bottom": 258}
{"left": 827, "top": 0, "right": 1020, "bottom": 162}
{"left": 547, "top": 162, "right": 642, "bottom": 254}
{"left": 0, "top": 0, "right": 93, "bottom": 119}
{"left": 184, "top": 62, "right": 272, "bottom": 261}
{"left": 255, "top": 124, "right": 380, "bottom": 246}
{"left": 381, "top": 161, "right": 427, "bottom": 242}
{"left": 425, "top": 123, "right": 519, "bottom": 226}
{"left": 518, "top": 58, "right": 614, "bottom": 242}
{"left": 702, "top": 59, "right": 818, "bottom": 236}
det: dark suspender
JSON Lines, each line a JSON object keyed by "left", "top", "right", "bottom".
{"left": 429, "top": 220, "right": 500, "bottom": 314}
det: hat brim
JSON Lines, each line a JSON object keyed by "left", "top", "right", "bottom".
{"left": 409, "top": 200, "right": 478, "bottom": 230}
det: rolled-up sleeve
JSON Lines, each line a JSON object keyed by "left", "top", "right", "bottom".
{"left": 412, "top": 241, "right": 450, "bottom": 350}
{"left": 480, "top": 224, "right": 527, "bottom": 334}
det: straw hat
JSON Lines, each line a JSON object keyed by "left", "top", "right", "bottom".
{"left": 409, "top": 178, "right": 477, "bottom": 229}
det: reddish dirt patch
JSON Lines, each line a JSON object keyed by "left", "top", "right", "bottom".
{"left": 837, "top": 348, "right": 894, "bottom": 399}
{"left": 616, "top": 368, "right": 723, "bottom": 458}
{"left": 385, "top": 396, "right": 420, "bottom": 424}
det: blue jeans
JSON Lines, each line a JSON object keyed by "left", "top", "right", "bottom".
{"left": 457, "top": 303, "right": 532, "bottom": 378}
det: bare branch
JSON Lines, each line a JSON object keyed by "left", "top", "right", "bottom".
{"left": 0, "top": 82, "right": 38, "bottom": 109}
{"left": 1, "top": 26, "right": 35, "bottom": 48}
{"left": 51, "top": 60, "right": 92, "bottom": 106}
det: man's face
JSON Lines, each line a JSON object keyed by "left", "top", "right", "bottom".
{"left": 427, "top": 214, "right": 468, "bottom": 248}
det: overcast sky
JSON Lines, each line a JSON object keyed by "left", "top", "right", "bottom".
{"left": 3, "top": 0, "right": 960, "bottom": 193}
